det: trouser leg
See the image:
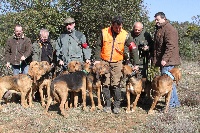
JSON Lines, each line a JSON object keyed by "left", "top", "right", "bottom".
{"left": 113, "top": 86, "right": 121, "bottom": 108}
{"left": 102, "top": 85, "right": 111, "bottom": 107}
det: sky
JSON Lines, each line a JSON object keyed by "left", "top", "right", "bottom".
{"left": 143, "top": 0, "right": 200, "bottom": 23}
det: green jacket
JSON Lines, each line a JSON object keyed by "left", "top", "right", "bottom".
{"left": 130, "top": 29, "right": 154, "bottom": 65}
{"left": 55, "top": 29, "right": 91, "bottom": 64}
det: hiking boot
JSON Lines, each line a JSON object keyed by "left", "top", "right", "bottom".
{"left": 113, "top": 108, "right": 120, "bottom": 114}
{"left": 103, "top": 107, "right": 112, "bottom": 113}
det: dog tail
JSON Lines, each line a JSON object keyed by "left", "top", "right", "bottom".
{"left": 52, "top": 91, "right": 60, "bottom": 103}
{"left": 50, "top": 81, "right": 60, "bottom": 103}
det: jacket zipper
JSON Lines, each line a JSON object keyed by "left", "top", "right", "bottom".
{"left": 110, "top": 38, "right": 115, "bottom": 62}
{"left": 15, "top": 43, "right": 18, "bottom": 62}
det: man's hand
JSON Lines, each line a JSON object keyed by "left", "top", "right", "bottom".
{"left": 21, "top": 55, "right": 26, "bottom": 61}
{"left": 132, "top": 65, "right": 139, "bottom": 70}
{"left": 6, "top": 62, "right": 11, "bottom": 68}
{"left": 86, "top": 59, "right": 91, "bottom": 64}
{"left": 51, "top": 63, "right": 54, "bottom": 67}
{"left": 93, "top": 61, "right": 100, "bottom": 65}
{"left": 142, "top": 45, "right": 149, "bottom": 51}
{"left": 161, "top": 60, "right": 166, "bottom": 66}
{"left": 59, "top": 60, "right": 64, "bottom": 66}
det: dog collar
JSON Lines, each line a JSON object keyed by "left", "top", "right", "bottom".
{"left": 82, "top": 69, "right": 89, "bottom": 75}
{"left": 127, "top": 70, "right": 136, "bottom": 79}
{"left": 163, "top": 71, "right": 174, "bottom": 80}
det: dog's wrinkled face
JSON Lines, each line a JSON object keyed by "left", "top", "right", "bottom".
{"left": 28, "top": 61, "right": 40, "bottom": 78}
{"left": 28, "top": 61, "right": 51, "bottom": 81}
{"left": 92, "top": 61, "right": 110, "bottom": 76}
{"left": 122, "top": 65, "right": 141, "bottom": 76}
{"left": 122, "top": 65, "right": 132, "bottom": 77}
{"left": 41, "top": 61, "right": 51, "bottom": 73}
{"left": 67, "top": 61, "right": 82, "bottom": 73}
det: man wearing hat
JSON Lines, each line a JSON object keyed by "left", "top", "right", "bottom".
{"left": 55, "top": 17, "right": 91, "bottom": 69}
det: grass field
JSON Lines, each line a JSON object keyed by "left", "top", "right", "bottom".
{"left": 0, "top": 60, "right": 199, "bottom": 133}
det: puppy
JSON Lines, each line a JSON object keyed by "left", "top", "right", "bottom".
{"left": 0, "top": 74, "right": 33, "bottom": 109}
{"left": 84, "top": 61, "right": 110, "bottom": 111}
{"left": 148, "top": 67, "right": 181, "bottom": 114}
{"left": 122, "top": 65, "right": 143, "bottom": 113}
{"left": 44, "top": 71, "right": 87, "bottom": 117}
{"left": 28, "top": 61, "right": 52, "bottom": 107}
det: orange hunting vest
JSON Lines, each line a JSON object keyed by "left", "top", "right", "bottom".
{"left": 101, "top": 27, "right": 128, "bottom": 62}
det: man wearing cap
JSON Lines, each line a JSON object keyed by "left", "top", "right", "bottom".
{"left": 55, "top": 17, "right": 91, "bottom": 68}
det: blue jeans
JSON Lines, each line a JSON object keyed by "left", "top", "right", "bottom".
{"left": 12, "top": 63, "right": 29, "bottom": 75}
{"left": 161, "top": 66, "right": 181, "bottom": 108}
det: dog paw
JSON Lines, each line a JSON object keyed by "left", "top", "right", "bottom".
{"left": 22, "top": 104, "right": 28, "bottom": 108}
{"left": 41, "top": 103, "right": 46, "bottom": 108}
{"left": 148, "top": 110, "right": 154, "bottom": 114}
{"left": 97, "top": 105, "right": 103, "bottom": 110}
{"left": 126, "top": 110, "right": 131, "bottom": 113}
{"left": 164, "top": 110, "right": 169, "bottom": 113}
{"left": 29, "top": 104, "right": 34, "bottom": 108}
{"left": 90, "top": 107, "right": 96, "bottom": 112}
{"left": 43, "top": 110, "right": 48, "bottom": 115}
{"left": 63, "top": 114, "right": 69, "bottom": 118}
{"left": 131, "top": 109, "right": 135, "bottom": 112}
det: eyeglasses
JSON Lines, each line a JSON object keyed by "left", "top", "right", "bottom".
{"left": 66, "top": 22, "right": 75, "bottom": 26}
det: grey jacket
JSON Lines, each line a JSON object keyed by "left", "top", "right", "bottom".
{"left": 56, "top": 29, "right": 91, "bottom": 64}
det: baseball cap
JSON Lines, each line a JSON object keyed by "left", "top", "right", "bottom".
{"left": 64, "top": 17, "right": 75, "bottom": 24}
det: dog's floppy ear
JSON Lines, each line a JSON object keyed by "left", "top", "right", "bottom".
{"left": 92, "top": 65, "right": 97, "bottom": 73}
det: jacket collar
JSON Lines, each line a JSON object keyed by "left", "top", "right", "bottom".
{"left": 158, "top": 20, "right": 170, "bottom": 28}
{"left": 13, "top": 34, "right": 25, "bottom": 39}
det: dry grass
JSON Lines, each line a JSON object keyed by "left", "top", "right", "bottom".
{"left": 0, "top": 60, "right": 199, "bottom": 133}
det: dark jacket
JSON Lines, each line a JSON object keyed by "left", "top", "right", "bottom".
{"left": 32, "top": 38, "right": 56, "bottom": 64}
{"left": 153, "top": 20, "right": 181, "bottom": 66}
{"left": 130, "top": 29, "right": 154, "bottom": 65}
{"left": 94, "top": 27, "right": 139, "bottom": 65}
{"left": 5, "top": 34, "right": 32, "bottom": 65}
